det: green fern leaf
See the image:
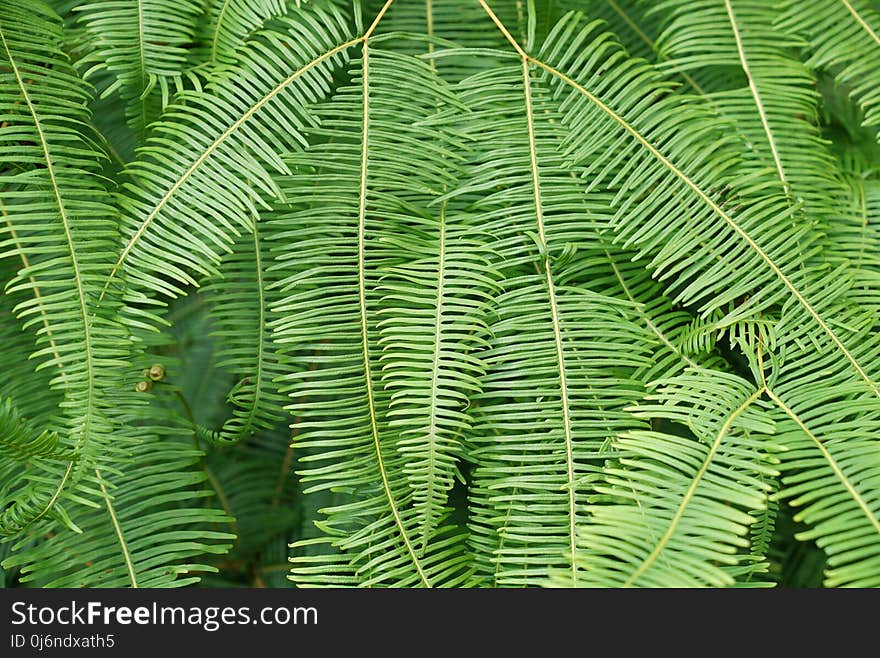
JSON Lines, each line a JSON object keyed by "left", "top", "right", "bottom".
{"left": 76, "top": 0, "right": 205, "bottom": 135}
{"left": 778, "top": 0, "right": 880, "bottom": 140}
{"left": 0, "top": 0, "right": 130, "bottom": 534}
{"left": 566, "top": 369, "right": 778, "bottom": 587}
{"left": 107, "top": 2, "right": 355, "bottom": 309}
{"left": 274, "top": 46, "right": 477, "bottom": 587}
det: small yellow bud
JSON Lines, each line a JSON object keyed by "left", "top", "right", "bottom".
{"left": 148, "top": 364, "right": 166, "bottom": 381}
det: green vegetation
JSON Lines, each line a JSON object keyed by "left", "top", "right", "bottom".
{"left": 1, "top": 0, "right": 879, "bottom": 588}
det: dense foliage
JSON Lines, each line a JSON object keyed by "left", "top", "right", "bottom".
{"left": 1, "top": 0, "right": 879, "bottom": 588}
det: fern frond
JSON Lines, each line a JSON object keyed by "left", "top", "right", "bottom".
{"left": 106, "top": 2, "right": 355, "bottom": 309}
{"left": 765, "top": 329, "right": 880, "bottom": 587}
{"left": 203, "top": 0, "right": 289, "bottom": 65}
{"left": 0, "top": 0, "right": 131, "bottom": 534}
{"left": 778, "top": 0, "right": 880, "bottom": 140}
{"left": 652, "top": 0, "right": 847, "bottom": 222}
{"left": 199, "top": 217, "right": 286, "bottom": 444}
{"left": 371, "top": 0, "right": 513, "bottom": 81}
{"left": 377, "top": 220, "right": 499, "bottom": 547}
{"left": 0, "top": 398, "right": 68, "bottom": 462}
{"left": 3, "top": 437, "right": 234, "bottom": 587}
{"left": 272, "top": 44, "right": 477, "bottom": 587}
{"left": 447, "top": 62, "right": 655, "bottom": 585}
{"left": 76, "top": 0, "right": 205, "bottom": 135}
{"left": 538, "top": 0, "right": 660, "bottom": 61}
{"left": 563, "top": 369, "right": 778, "bottom": 588}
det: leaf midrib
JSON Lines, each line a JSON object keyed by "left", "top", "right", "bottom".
{"left": 2, "top": 19, "right": 138, "bottom": 588}
{"left": 136, "top": 0, "right": 148, "bottom": 132}
{"left": 604, "top": 247, "right": 699, "bottom": 370}
{"left": 724, "top": 0, "right": 789, "bottom": 187}
{"left": 210, "top": 0, "right": 234, "bottom": 63}
{"left": 841, "top": 0, "right": 880, "bottom": 46}
{"left": 768, "top": 388, "right": 880, "bottom": 536}
{"left": 229, "top": 213, "right": 267, "bottom": 439}
{"left": 519, "top": 56, "right": 579, "bottom": 586}
{"left": 421, "top": 203, "right": 446, "bottom": 552}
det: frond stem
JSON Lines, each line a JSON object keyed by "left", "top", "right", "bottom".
{"left": 365, "top": 0, "right": 395, "bottom": 39}
{"left": 724, "top": 0, "right": 788, "bottom": 187}
{"left": 841, "top": 0, "right": 880, "bottom": 46}
{"left": 477, "top": 0, "right": 527, "bottom": 57}
{"left": 96, "top": 469, "right": 139, "bottom": 587}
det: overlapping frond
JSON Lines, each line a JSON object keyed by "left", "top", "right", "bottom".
{"left": 835, "top": 152, "right": 880, "bottom": 300}
{"left": 377, "top": 220, "right": 499, "bottom": 546}
{"left": 468, "top": 282, "right": 654, "bottom": 586}
{"left": 0, "top": 397, "right": 68, "bottom": 463}
{"left": 474, "top": 3, "right": 880, "bottom": 587}
{"left": 199, "top": 219, "right": 286, "bottom": 444}
{"left": 3, "top": 437, "right": 234, "bottom": 587}
{"left": 76, "top": 0, "right": 205, "bottom": 134}
{"left": 652, "top": 0, "right": 846, "bottom": 223}
{"left": 0, "top": 0, "right": 129, "bottom": 533}
{"left": 0, "top": 261, "right": 62, "bottom": 427}
{"left": 539, "top": 0, "right": 660, "bottom": 61}
{"left": 562, "top": 244, "right": 727, "bottom": 381}
{"left": 768, "top": 388, "right": 880, "bottom": 586}
{"left": 446, "top": 62, "right": 655, "bottom": 586}
{"left": 369, "top": 0, "right": 513, "bottom": 80}
{"left": 777, "top": 0, "right": 880, "bottom": 139}
{"left": 562, "top": 369, "right": 778, "bottom": 587}
{"left": 276, "top": 45, "right": 477, "bottom": 587}
{"left": 203, "top": 0, "right": 290, "bottom": 65}
{"left": 0, "top": 0, "right": 236, "bottom": 588}
{"left": 109, "top": 1, "right": 355, "bottom": 306}
{"left": 765, "top": 313, "right": 880, "bottom": 587}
